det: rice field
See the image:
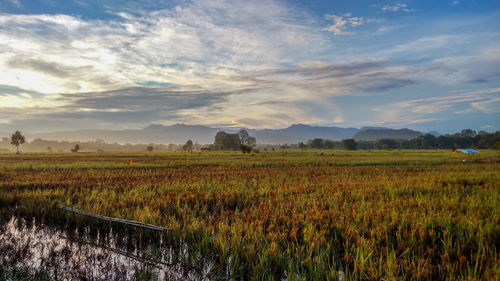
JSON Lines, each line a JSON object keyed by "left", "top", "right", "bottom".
{"left": 0, "top": 150, "right": 499, "bottom": 280}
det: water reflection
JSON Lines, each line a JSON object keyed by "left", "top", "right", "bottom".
{"left": 0, "top": 216, "right": 213, "bottom": 281}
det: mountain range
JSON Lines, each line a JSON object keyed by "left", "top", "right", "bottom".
{"left": 1, "top": 124, "right": 434, "bottom": 144}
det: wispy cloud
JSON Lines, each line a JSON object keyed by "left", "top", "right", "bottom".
{"left": 388, "top": 35, "right": 460, "bottom": 54}
{"left": 470, "top": 96, "right": 500, "bottom": 113}
{"left": 381, "top": 3, "right": 415, "bottom": 13}
{"left": 373, "top": 87, "right": 500, "bottom": 124}
{"left": 6, "top": 0, "right": 22, "bottom": 8}
{"left": 0, "top": 0, "right": 325, "bottom": 94}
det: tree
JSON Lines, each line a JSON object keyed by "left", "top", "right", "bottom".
{"left": 146, "top": 145, "right": 154, "bottom": 152}
{"left": 238, "top": 130, "right": 250, "bottom": 144}
{"left": 240, "top": 144, "right": 252, "bottom": 154}
{"left": 421, "top": 134, "right": 436, "bottom": 149}
{"left": 436, "top": 135, "right": 453, "bottom": 149}
{"left": 309, "top": 138, "right": 324, "bottom": 149}
{"left": 375, "top": 139, "right": 397, "bottom": 150}
{"left": 341, "top": 138, "right": 357, "bottom": 150}
{"left": 214, "top": 131, "right": 227, "bottom": 150}
{"left": 183, "top": 140, "right": 193, "bottom": 151}
{"left": 11, "top": 131, "right": 25, "bottom": 155}
{"left": 460, "top": 129, "right": 477, "bottom": 138}
{"left": 298, "top": 142, "right": 306, "bottom": 149}
{"left": 324, "top": 140, "right": 336, "bottom": 149}
{"left": 247, "top": 136, "right": 257, "bottom": 147}
{"left": 214, "top": 131, "right": 241, "bottom": 150}
{"left": 70, "top": 144, "right": 80, "bottom": 153}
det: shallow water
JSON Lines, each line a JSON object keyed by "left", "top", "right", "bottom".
{"left": 0, "top": 216, "right": 213, "bottom": 281}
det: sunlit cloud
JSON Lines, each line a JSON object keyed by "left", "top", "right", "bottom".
{"left": 323, "top": 13, "right": 372, "bottom": 35}
{"left": 0, "top": 0, "right": 498, "bottom": 132}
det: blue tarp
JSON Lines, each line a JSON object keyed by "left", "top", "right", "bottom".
{"left": 456, "top": 149, "right": 479, "bottom": 153}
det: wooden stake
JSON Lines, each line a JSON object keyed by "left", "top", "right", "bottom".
{"left": 58, "top": 205, "right": 170, "bottom": 232}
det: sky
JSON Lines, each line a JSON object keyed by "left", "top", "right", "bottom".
{"left": 0, "top": 0, "right": 499, "bottom": 134}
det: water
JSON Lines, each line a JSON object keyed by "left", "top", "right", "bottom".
{"left": 0, "top": 216, "right": 213, "bottom": 281}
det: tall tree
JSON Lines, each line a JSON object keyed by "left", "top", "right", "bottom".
{"left": 11, "top": 131, "right": 25, "bottom": 155}
{"left": 183, "top": 140, "right": 194, "bottom": 151}
{"left": 70, "top": 144, "right": 80, "bottom": 153}
{"left": 214, "top": 131, "right": 241, "bottom": 150}
{"left": 238, "top": 130, "right": 250, "bottom": 144}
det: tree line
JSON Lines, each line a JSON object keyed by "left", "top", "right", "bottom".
{"left": 300, "top": 129, "right": 500, "bottom": 150}
{"left": 0, "top": 130, "right": 258, "bottom": 154}
{"left": 2, "top": 129, "right": 499, "bottom": 154}
{"left": 0, "top": 135, "right": 191, "bottom": 153}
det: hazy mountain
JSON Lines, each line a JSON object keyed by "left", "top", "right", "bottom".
{"left": 359, "top": 126, "right": 388, "bottom": 131}
{"left": 0, "top": 124, "right": 432, "bottom": 145}
{"left": 353, "top": 128, "right": 422, "bottom": 141}
{"left": 250, "top": 124, "right": 359, "bottom": 143}
{"left": 25, "top": 124, "right": 224, "bottom": 144}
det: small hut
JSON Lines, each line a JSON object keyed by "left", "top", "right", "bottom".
{"left": 456, "top": 149, "right": 479, "bottom": 154}
{"left": 456, "top": 148, "right": 479, "bottom": 162}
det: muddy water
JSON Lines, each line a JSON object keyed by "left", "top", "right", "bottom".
{"left": 0, "top": 216, "right": 213, "bottom": 280}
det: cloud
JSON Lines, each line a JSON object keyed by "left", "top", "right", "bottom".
{"left": 6, "top": 0, "right": 22, "bottom": 8}
{"left": 0, "top": 54, "right": 471, "bottom": 131}
{"left": 59, "top": 86, "right": 232, "bottom": 112}
{"left": 373, "top": 87, "right": 500, "bottom": 123}
{"left": 0, "top": 85, "right": 236, "bottom": 131}
{"left": 451, "top": 1, "right": 460, "bottom": 5}
{"left": 381, "top": 3, "right": 415, "bottom": 13}
{"left": 7, "top": 57, "right": 94, "bottom": 78}
{"left": 388, "top": 35, "right": 460, "bottom": 55}
{"left": 0, "top": 0, "right": 498, "bottom": 131}
{"left": 1, "top": 0, "right": 456, "bottom": 130}
{"left": 244, "top": 60, "right": 448, "bottom": 96}
{"left": 323, "top": 13, "right": 371, "bottom": 35}
{"left": 0, "top": 0, "right": 326, "bottom": 95}
{"left": 467, "top": 78, "right": 488, "bottom": 84}
{"left": 470, "top": 97, "right": 500, "bottom": 113}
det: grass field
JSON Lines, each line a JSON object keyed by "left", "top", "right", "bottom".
{"left": 0, "top": 150, "right": 499, "bottom": 280}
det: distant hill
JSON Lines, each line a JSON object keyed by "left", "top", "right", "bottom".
{"left": 359, "top": 126, "right": 388, "bottom": 131}
{"left": 353, "top": 128, "right": 422, "bottom": 141}
{"left": 19, "top": 124, "right": 360, "bottom": 144}
{"left": 250, "top": 124, "right": 359, "bottom": 143}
